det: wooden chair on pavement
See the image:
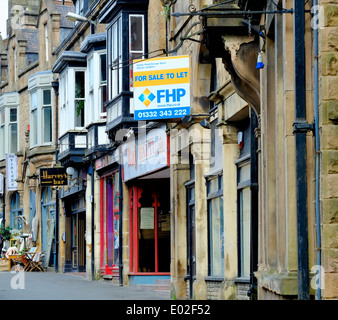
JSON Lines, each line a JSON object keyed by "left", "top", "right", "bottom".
{"left": 28, "top": 252, "right": 46, "bottom": 272}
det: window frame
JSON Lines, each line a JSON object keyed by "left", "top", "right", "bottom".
{"left": 0, "top": 93, "right": 19, "bottom": 160}
{"left": 74, "top": 70, "right": 85, "bottom": 128}
{"left": 107, "top": 15, "right": 122, "bottom": 102}
{"left": 58, "top": 67, "right": 87, "bottom": 136}
{"left": 29, "top": 88, "right": 54, "bottom": 148}
{"left": 236, "top": 157, "right": 251, "bottom": 279}
{"left": 206, "top": 173, "right": 224, "bottom": 277}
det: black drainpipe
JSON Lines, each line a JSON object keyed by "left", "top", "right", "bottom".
{"left": 52, "top": 79, "right": 59, "bottom": 273}
{"left": 293, "top": 0, "right": 311, "bottom": 300}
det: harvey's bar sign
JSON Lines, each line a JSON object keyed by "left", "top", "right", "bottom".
{"left": 40, "top": 168, "right": 67, "bottom": 186}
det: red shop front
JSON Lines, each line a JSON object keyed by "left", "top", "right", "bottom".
{"left": 95, "top": 152, "right": 120, "bottom": 279}
{"left": 123, "top": 124, "right": 171, "bottom": 286}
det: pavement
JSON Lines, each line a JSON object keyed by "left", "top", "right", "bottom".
{"left": 0, "top": 269, "right": 171, "bottom": 301}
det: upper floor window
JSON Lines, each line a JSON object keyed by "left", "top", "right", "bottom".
{"left": 107, "top": 16, "right": 122, "bottom": 101}
{"left": 86, "top": 51, "right": 107, "bottom": 124}
{"left": 129, "top": 15, "right": 145, "bottom": 92}
{"left": 0, "top": 93, "right": 19, "bottom": 160}
{"left": 99, "top": 53, "right": 107, "bottom": 114}
{"left": 59, "top": 67, "right": 87, "bottom": 136}
{"left": 75, "top": 0, "right": 84, "bottom": 17}
{"left": 28, "top": 72, "right": 54, "bottom": 148}
{"left": 75, "top": 71, "right": 85, "bottom": 128}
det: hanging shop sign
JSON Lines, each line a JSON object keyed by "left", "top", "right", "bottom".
{"left": 6, "top": 153, "right": 18, "bottom": 191}
{"left": 40, "top": 167, "right": 68, "bottom": 186}
{"left": 133, "top": 55, "right": 190, "bottom": 120}
{"left": 122, "top": 124, "right": 169, "bottom": 181}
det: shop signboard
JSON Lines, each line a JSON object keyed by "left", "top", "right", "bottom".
{"left": 122, "top": 124, "right": 168, "bottom": 181}
{"left": 6, "top": 153, "right": 18, "bottom": 191}
{"left": 40, "top": 167, "right": 68, "bottom": 186}
{"left": 133, "top": 55, "right": 190, "bottom": 120}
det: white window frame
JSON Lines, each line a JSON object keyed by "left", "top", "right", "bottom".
{"left": 99, "top": 52, "right": 107, "bottom": 117}
{"left": 107, "top": 16, "right": 122, "bottom": 101}
{"left": 0, "top": 93, "right": 19, "bottom": 160}
{"left": 58, "top": 67, "right": 86, "bottom": 138}
{"left": 85, "top": 50, "right": 107, "bottom": 127}
{"left": 28, "top": 72, "right": 54, "bottom": 149}
{"left": 29, "top": 89, "right": 53, "bottom": 148}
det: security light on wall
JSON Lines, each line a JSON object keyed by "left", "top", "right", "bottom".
{"left": 66, "top": 166, "right": 82, "bottom": 186}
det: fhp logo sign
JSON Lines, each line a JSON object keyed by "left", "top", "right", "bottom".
{"left": 133, "top": 56, "right": 190, "bottom": 120}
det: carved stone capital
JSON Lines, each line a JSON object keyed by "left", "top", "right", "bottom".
{"left": 219, "top": 122, "right": 238, "bottom": 145}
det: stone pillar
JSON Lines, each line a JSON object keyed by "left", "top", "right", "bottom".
{"left": 221, "top": 123, "right": 239, "bottom": 299}
{"left": 170, "top": 162, "right": 189, "bottom": 299}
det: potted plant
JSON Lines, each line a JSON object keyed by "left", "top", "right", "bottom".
{"left": 0, "top": 226, "right": 12, "bottom": 252}
{"left": 1, "top": 226, "right": 12, "bottom": 241}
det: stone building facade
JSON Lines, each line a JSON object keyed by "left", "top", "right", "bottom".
{"left": 0, "top": 0, "right": 337, "bottom": 301}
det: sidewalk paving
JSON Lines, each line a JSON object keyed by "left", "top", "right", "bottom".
{"left": 0, "top": 269, "right": 171, "bottom": 300}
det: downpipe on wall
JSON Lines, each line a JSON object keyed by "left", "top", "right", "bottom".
{"left": 293, "top": 0, "right": 310, "bottom": 300}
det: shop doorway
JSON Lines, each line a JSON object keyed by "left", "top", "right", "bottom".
{"left": 71, "top": 211, "right": 86, "bottom": 272}
{"left": 41, "top": 187, "right": 56, "bottom": 267}
{"left": 129, "top": 179, "right": 170, "bottom": 274}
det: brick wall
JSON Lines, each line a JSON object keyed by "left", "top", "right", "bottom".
{"left": 319, "top": 0, "right": 338, "bottom": 300}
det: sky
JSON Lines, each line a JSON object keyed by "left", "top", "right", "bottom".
{"left": 0, "top": 1, "right": 8, "bottom": 39}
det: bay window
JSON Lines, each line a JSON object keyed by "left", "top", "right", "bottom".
{"left": 28, "top": 72, "right": 54, "bottom": 148}
{"left": 0, "top": 92, "right": 19, "bottom": 160}
{"left": 9, "top": 108, "right": 18, "bottom": 154}
{"left": 103, "top": 7, "right": 147, "bottom": 131}
{"left": 58, "top": 66, "right": 87, "bottom": 136}
{"left": 42, "top": 90, "right": 52, "bottom": 143}
{"left": 108, "top": 17, "right": 122, "bottom": 102}
{"left": 99, "top": 53, "right": 107, "bottom": 114}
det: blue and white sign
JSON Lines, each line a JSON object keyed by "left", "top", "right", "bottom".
{"left": 133, "top": 55, "right": 190, "bottom": 120}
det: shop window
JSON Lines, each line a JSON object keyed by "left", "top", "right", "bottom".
{"left": 10, "top": 192, "right": 23, "bottom": 230}
{"left": 207, "top": 174, "right": 224, "bottom": 277}
{"left": 41, "top": 187, "right": 56, "bottom": 256}
{"left": 238, "top": 161, "right": 251, "bottom": 278}
{"left": 236, "top": 118, "right": 254, "bottom": 279}
{"left": 129, "top": 181, "right": 170, "bottom": 274}
{"left": 185, "top": 154, "right": 196, "bottom": 298}
{"left": 100, "top": 171, "right": 120, "bottom": 271}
